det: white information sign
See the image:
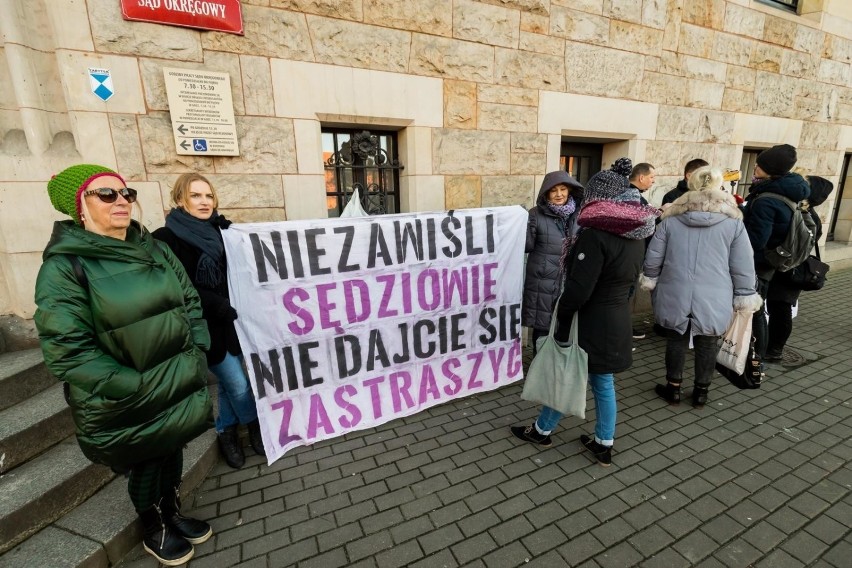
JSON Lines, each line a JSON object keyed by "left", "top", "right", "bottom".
{"left": 222, "top": 207, "right": 528, "bottom": 463}
{"left": 163, "top": 67, "right": 239, "bottom": 156}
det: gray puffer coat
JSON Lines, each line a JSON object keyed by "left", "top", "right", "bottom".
{"left": 522, "top": 171, "right": 584, "bottom": 330}
{"left": 642, "top": 188, "right": 758, "bottom": 336}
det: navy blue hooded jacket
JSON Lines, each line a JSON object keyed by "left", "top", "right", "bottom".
{"left": 743, "top": 172, "right": 810, "bottom": 274}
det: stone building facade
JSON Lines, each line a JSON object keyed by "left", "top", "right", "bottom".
{"left": 1, "top": 0, "right": 852, "bottom": 319}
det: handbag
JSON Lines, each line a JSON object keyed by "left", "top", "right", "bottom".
{"left": 716, "top": 310, "right": 752, "bottom": 375}
{"left": 787, "top": 242, "right": 829, "bottom": 291}
{"left": 715, "top": 336, "right": 763, "bottom": 389}
{"left": 521, "top": 303, "right": 588, "bottom": 419}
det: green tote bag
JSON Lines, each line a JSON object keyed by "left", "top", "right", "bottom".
{"left": 521, "top": 306, "right": 588, "bottom": 419}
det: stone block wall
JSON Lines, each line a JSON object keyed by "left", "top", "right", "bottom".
{"left": 1, "top": 0, "right": 852, "bottom": 317}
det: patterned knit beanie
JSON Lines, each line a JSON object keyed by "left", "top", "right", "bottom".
{"left": 47, "top": 164, "right": 125, "bottom": 225}
{"left": 583, "top": 157, "right": 640, "bottom": 204}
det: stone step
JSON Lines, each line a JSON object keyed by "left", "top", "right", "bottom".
{"left": 0, "top": 429, "right": 218, "bottom": 568}
{"left": 0, "top": 382, "right": 73, "bottom": 474}
{"left": 0, "top": 437, "right": 115, "bottom": 555}
{"left": 0, "top": 349, "right": 53, "bottom": 411}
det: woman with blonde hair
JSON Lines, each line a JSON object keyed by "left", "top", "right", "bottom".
{"left": 642, "top": 166, "right": 761, "bottom": 407}
{"left": 154, "top": 173, "right": 264, "bottom": 469}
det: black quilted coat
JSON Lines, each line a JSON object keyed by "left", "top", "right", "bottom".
{"left": 522, "top": 172, "right": 584, "bottom": 331}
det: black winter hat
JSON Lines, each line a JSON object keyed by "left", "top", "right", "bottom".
{"left": 807, "top": 176, "right": 834, "bottom": 207}
{"left": 756, "top": 144, "right": 797, "bottom": 176}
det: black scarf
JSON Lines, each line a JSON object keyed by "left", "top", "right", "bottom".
{"left": 164, "top": 207, "right": 231, "bottom": 287}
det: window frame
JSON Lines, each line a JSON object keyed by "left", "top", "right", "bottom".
{"left": 322, "top": 128, "right": 403, "bottom": 218}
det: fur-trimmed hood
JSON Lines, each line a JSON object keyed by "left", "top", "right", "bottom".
{"left": 661, "top": 187, "right": 742, "bottom": 224}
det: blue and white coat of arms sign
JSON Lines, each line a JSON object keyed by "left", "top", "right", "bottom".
{"left": 88, "top": 67, "right": 114, "bottom": 102}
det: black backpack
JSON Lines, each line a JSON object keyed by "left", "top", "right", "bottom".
{"left": 752, "top": 193, "right": 816, "bottom": 272}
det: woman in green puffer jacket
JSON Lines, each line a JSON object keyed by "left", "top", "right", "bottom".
{"left": 34, "top": 164, "right": 214, "bottom": 567}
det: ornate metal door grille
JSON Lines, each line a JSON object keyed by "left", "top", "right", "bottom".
{"left": 323, "top": 129, "right": 403, "bottom": 217}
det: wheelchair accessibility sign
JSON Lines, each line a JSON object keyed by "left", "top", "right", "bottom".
{"left": 193, "top": 139, "right": 207, "bottom": 151}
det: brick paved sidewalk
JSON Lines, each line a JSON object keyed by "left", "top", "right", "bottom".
{"left": 121, "top": 269, "right": 852, "bottom": 568}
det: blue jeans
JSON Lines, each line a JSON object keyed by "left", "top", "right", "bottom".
{"left": 535, "top": 373, "right": 616, "bottom": 446}
{"left": 208, "top": 353, "right": 258, "bottom": 432}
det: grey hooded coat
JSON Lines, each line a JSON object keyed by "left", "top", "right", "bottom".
{"left": 643, "top": 188, "right": 758, "bottom": 336}
{"left": 522, "top": 171, "right": 584, "bottom": 331}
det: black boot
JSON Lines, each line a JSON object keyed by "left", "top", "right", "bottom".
{"left": 247, "top": 420, "right": 266, "bottom": 457}
{"left": 580, "top": 434, "right": 612, "bottom": 467}
{"left": 162, "top": 486, "right": 213, "bottom": 545}
{"left": 654, "top": 380, "right": 682, "bottom": 404}
{"left": 138, "top": 503, "right": 194, "bottom": 566}
{"left": 218, "top": 426, "right": 245, "bottom": 468}
{"left": 510, "top": 423, "right": 552, "bottom": 447}
{"left": 692, "top": 385, "right": 709, "bottom": 408}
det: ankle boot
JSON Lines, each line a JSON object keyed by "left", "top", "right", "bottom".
{"left": 580, "top": 434, "right": 612, "bottom": 467}
{"left": 162, "top": 486, "right": 213, "bottom": 545}
{"left": 654, "top": 380, "right": 682, "bottom": 404}
{"left": 692, "top": 385, "right": 709, "bottom": 408}
{"left": 247, "top": 419, "right": 266, "bottom": 457}
{"left": 218, "top": 425, "right": 245, "bottom": 468}
{"left": 510, "top": 423, "right": 552, "bottom": 447}
{"left": 138, "top": 503, "right": 194, "bottom": 566}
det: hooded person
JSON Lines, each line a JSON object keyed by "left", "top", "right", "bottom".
{"left": 34, "top": 164, "right": 214, "bottom": 565}
{"left": 641, "top": 166, "right": 761, "bottom": 407}
{"left": 522, "top": 170, "right": 584, "bottom": 352}
{"left": 511, "top": 158, "right": 659, "bottom": 467}
{"left": 743, "top": 144, "right": 811, "bottom": 357}
{"left": 765, "top": 175, "right": 835, "bottom": 360}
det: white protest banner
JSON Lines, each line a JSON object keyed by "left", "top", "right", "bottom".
{"left": 222, "top": 207, "right": 527, "bottom": 463}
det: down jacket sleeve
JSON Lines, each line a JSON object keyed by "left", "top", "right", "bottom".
{"left": 743, "top": 198, "right": 777, "bottom": 264}
{"left": 728, "top": 222, "right": 758, "bottom": 299}
{"left": 525, "top": 208, "right": 538, "bottom": 253}
{"left": 642, "top": 220, "right": 669, "bottom": 280}
{"left": 155, "top": 242, "right": 211, "bottom": 352}
{"left": 34, "top": 257, "right": 145, "bottom": 400}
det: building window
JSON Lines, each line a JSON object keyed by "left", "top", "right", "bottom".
{"left": 322, "top": 128, "right": 403, "bottom": 217}
{"left": 757, "top": 0, "right": 798, "bottom": 12}
{"left": 737, "top": 149, "right": 761, "bottom": 198}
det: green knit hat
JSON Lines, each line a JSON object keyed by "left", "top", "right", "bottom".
{"left": 47, "top": 164, "right": 125, "bottom": 225}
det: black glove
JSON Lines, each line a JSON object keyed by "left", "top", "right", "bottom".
{"left": 553, "top": 320, "right": 571, "bottom": 344}
{"left": 218, "top": 304, "right": 238, "bottom": 321}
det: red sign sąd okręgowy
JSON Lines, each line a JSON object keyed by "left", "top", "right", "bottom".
{"left": 120, "top": 0, "right": 243, "bottom": 35}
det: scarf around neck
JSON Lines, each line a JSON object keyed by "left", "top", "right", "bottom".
{"left": 578, "top": 200, "right": 659, "bottom": 240}
{"left": 164, "top": 207, "right": 230, "bottom": 287}
{"left": 545, "top": 197, "right": 576, "bottom": 220}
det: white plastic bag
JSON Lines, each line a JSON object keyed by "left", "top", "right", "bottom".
{"left": 340, "top": 188, "right": 369, "bottom": 218}
{"left": 717, "top": 310, "right": 752, "bottom": 375}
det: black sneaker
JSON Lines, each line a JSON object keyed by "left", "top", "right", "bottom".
{"left": 580, "top": 434, "right": 612, "bottom": 467}
{"left": 632, "top": 328, "right": 645, "bottom": 340}
{"left": 510, "top": 424, "right": 552, "bottom": 447}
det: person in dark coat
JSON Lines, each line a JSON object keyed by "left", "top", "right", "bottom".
{"left": 154, "top": 173, "right": 265, "bottom": 470}
{"left": 36, "top": 164, "right": 214, "bottom": 565}
{"left": 765, "top": 176, "right": 834, "bottom": 360}
{"left": 522, "top": 171, "right": 584, "bottom": 353}
{"left": 742, "top": 144, "right": 811, "bottom": 357}
{"left": 511, "top": 158, "right": 659, "bottom": 467}
{"left": 661, "top": 158, "right": 709, "bottom": 207}
{"left": 642, "top": 167, "right": 761, "bottom": 407}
